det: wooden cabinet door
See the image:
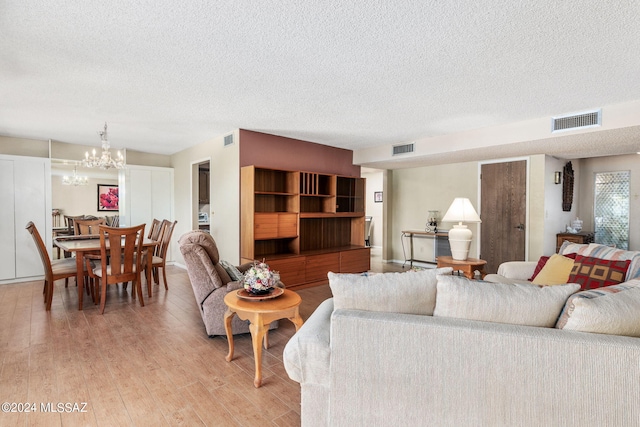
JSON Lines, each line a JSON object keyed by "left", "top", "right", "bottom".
{"left": 266, "top": 256, "right": 306, "bottom": 286}
{"left": 305, "top": 252, "right": 340, "bottom": 282}
{"left": 340, "top": 248, "right": 371, "bottom": 273}
{"left": 278, "top": 213, "right": 298, "bottom": 238}
{"left": 255, "top": 213, "right": 298, "bottom": 240}
{"left": 254, "top": 213, "right": 279, "bottom": 239}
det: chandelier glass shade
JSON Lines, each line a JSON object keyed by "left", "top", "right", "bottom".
{"left": 83, "top": 122, "right": 125, "bottom": 169}
{"left": 62, "top": 166, "right": 89, "bottom": 186}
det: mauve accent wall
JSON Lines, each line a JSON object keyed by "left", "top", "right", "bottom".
{"left": 239, "top": 129, "right": 361, "bottom": 177}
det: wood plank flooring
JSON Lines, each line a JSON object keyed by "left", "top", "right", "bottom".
{"left": 0, "top": 251, "right": 403, "bottom": 426}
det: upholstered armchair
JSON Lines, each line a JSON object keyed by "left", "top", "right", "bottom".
{"left": 178, "top": 230, "right": 280, "bottom": 337}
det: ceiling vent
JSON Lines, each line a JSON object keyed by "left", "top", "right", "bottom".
{"left": 392, "top": 143, "right": 415, "bottom": 156}
{"left": 552, "top": 109, "right": 601, "bottom": 133}
{"left": 224, "top": 134, "right": 234, "bottom": 146}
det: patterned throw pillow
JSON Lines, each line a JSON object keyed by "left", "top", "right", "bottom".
{"left": 568, "top": 255, "right": 631, "bottom": 290}
{"left": 556, "top": 280, "right": 640, "bottom": 336}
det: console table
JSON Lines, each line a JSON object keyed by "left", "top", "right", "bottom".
{"left": 556, "top": 231, "right": 594, "bottom": 253}
{"left": 401, "top": 230, "right": 450, "bottom": 268}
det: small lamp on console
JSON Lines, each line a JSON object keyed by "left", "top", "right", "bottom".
{"left": 441, "top": 197, "right": 482, "bottom": 261}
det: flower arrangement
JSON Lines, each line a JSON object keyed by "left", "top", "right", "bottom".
{"left": 242, "top": 261, "right": 277, "bottom": 295}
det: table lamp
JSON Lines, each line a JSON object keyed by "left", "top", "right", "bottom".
{"left": 441, "top": 197, "right": 482, "bottom": 261}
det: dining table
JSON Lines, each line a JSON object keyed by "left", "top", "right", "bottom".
{"left": 54, "top": 235, "right": 160, "bottom": 310}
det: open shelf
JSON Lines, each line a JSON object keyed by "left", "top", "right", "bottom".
{"left": 241, "top": 165, "right": 368, "bottom": 288}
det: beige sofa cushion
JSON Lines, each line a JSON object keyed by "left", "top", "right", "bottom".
{"left": 328, "top": 268, "right": 453, "bottom": 315}
{"left": 434, "top": 274, "right": 580, "bottom": 327}
{"left": 556, "top": 279, "right": 640, "bottom": 336}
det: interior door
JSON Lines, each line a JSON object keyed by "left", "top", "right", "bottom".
{"left": 480, "top": 160, "right": 526, "bottom": 274}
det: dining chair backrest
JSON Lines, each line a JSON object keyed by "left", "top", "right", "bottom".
{"left": 98, "top": 224, "right": 146, "bottom": 285}
{"left": 25, "top": 221, "right": 53, "bottom": 280}
{"left": 75, "top": 218, "right": 106, "bottom": 235}
{"left": 157, "top": 220, "right": 178, "bottom": 259}
{"left": 148, "top": 218, "right": 162, "bottom": 240}
{"left": 64, "top": 215, "right": 85, "bottom": 235}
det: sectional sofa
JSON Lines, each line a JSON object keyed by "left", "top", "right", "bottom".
{"left": 283, "top": 243, "right": 640, "bottom": 426}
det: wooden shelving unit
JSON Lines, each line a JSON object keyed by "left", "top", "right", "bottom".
{"left": 241, "top": 166, "right": 370, "bottom": 289}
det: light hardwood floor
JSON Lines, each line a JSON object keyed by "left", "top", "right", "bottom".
{"left": 0, "top": 250, "right": 404, "bottom": 427}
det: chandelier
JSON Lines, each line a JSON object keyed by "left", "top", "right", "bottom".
{"left": 83, "top": 122, "right": 125, "bottom": 169}
{"left": 62, "top": 165, "right": 89, "bottom": 186}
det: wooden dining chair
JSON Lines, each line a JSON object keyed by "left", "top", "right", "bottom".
{"left": 87, "top": 224, "right": 146, "bottom": 314}
{"left": 56, "top": 214, "right": 84, "bottom": 258}
{"left": 147, "top": 218, "right": 163, "bottom": 242}
{"left": 147, "top": 220, "right": 177, "bottom": 290}
{"left": 74, "top": 218, "right": 106, "bottom": 235}
{"left": 26, "top": 221, "right": 82, "bottom": 310}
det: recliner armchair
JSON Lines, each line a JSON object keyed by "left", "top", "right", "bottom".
{"left": 178, "top": 230, "right": 280, "bottom": 337}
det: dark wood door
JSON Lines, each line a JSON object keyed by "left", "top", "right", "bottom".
{"left": 480, "top": 161, "right": 526, "bottom": 274}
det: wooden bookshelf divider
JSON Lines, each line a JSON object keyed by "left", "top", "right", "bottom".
{"left": 241, "top": 165, "right": 370, "bottom": 289}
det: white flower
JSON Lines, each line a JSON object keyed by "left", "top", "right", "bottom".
{"left": 242, "top": 261, "right": 276, "bottom": 292}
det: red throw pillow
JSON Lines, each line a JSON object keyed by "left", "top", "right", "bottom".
{"left": 529, "top": 253, "right": 576, "bottom": 281}
{"left": 568, "top": 255, "right": 631, "bottom": 290}
{"left": 529, "top": 256, "right": 549, "bottom": 281}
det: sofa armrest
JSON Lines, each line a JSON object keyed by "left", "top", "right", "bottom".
{"left": 496, "top": 261, "right": 537, "bottom": 281}
{"left": 283, "top": 298, "right": 334, "bottom": 386}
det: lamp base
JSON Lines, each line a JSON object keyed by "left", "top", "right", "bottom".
{"left": 448, "top": 224, "right": 473, "bottom": 261}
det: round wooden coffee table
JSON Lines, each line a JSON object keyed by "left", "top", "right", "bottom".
{"left": 223, "top": 288, "right": 304, "bottom": 387}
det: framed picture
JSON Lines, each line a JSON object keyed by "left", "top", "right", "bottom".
{"left": 374, "top": 191, "right": 383, "bottom": 203}
{"left": 97, "top": 184, "right": 119, "bottom": 211}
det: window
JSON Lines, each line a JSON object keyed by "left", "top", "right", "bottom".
{"left": 594, "top": 171, "right": 630, "bottom": 249}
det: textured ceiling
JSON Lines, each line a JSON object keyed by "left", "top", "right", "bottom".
{"left": 1, "top": 1, "right": 640, "bottom": 165}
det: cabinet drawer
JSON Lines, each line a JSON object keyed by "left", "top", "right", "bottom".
{"left": 340, "top": 248, "right": 371, "bottom": 273}
{"left": 265, "top": 256, "right": 306, "bottom": 286}
{"left": 306, "top": 253, "right": 340, "bottom": 282}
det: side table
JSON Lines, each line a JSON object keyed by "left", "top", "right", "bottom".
{"left": 223, "top": 289, "right": 304, "bottom": 387}
{"left": 436, "top": 256, "right": 487, "bottom": 279}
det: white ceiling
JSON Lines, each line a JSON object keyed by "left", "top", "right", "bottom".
{"left": 2, "top": 1, "right": 640, "bottom": 165}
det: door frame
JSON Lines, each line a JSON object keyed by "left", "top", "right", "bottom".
{"left": 191, "top": 157, "right": 211, "bottom": 231}
{"left": 477, "top": 157, "right": 530, "bottom": 262}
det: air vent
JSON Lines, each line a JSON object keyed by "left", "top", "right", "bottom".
{"left": 223, "top": 134, "right": 234, "bottom": 146}
{"left": 392, "top": 143, "right": 414, "bottom": 156}
{"left": 552, "top": 109, "right": 601, "bottom": 132}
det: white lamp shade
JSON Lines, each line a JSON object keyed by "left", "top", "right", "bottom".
{"left": 442, "top": 198, "right": 481, "bottom": 261}
{"left": 441, "top": 198, "right": 481, "bottom": 223}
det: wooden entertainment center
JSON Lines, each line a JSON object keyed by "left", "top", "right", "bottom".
{"left": 240, "top": 165, "right": 370, "bottom": 290}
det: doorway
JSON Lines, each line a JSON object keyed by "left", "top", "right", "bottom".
{"left": 192, "top": 159, "right": 211, "bottom": 232}
{"left": 480, "top": 160, "right": 527, "bottom": 274}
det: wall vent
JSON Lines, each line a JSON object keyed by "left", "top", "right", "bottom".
{"left": 552, "top": 109, "right": 601, "bottom": 132}
{"left": 392, "top": 143, "right": 414, "bottom": 156}
{"left": 223, "top": 134, "right": 234, "bottom": 146}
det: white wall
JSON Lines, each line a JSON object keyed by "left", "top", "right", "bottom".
{"left": 171, "top": 130, "right": 240, "bottom": 265}
{"left": 389, "top": 162, "right": 481, "bottom": 264}
{"left": 51, "top": 175, "right": 118, "bottom": 219}
{"left": 362, "top": 169, "right": 383, "bottom": 247}
{"left": 543, "top": 156, "right": 578, "bottom": 253}
{"left": 577, "top": 153, "right": 640, "bottom": 250}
